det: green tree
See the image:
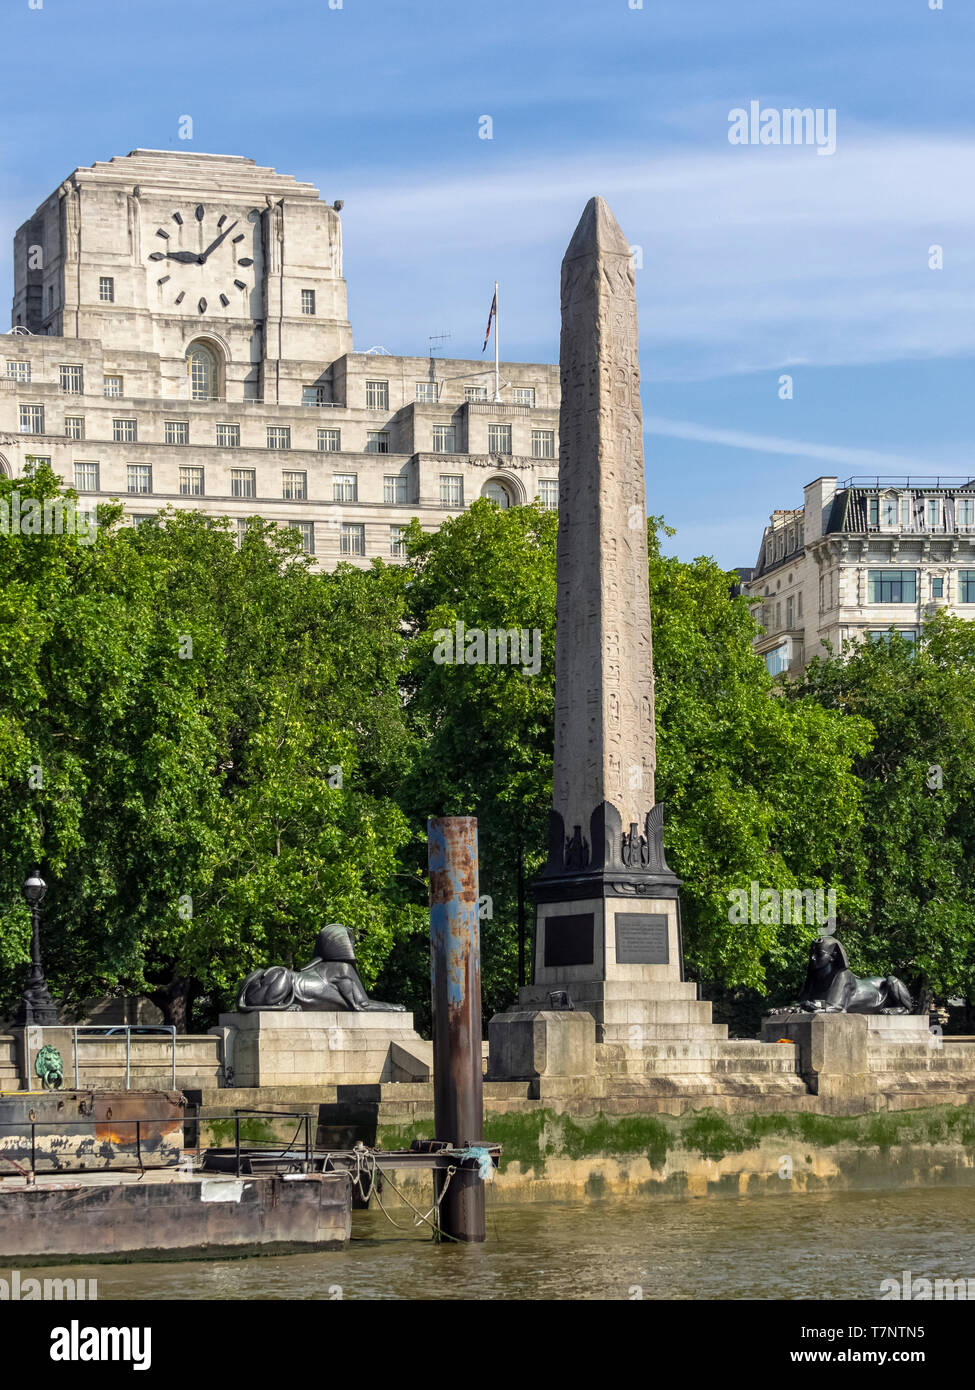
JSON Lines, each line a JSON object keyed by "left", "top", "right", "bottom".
{"left": 787, "top": 615, "right": 975, "bottom": 1007}
{"left": 396, "top": 499, "right": 558, "bottom": 1020}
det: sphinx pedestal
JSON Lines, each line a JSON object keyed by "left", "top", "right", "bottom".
{"left": 214, "top": 1010, "right": 427, "bottom": 1088}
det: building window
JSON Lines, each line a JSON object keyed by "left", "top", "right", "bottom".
{"left": 283, "top": 470, "right": 307, "bottom": 501}
{"left": 432, "top": 425, "right": 456, "bottom": 453}
{"left": 165, "top": 420, "right": 189, "bottom": 445}
{"left": 74, "top": 461, "right": 99, "bottom": 492}
{"left": 99, "top": 277, "right": 115, "bottom": 303}
{"left": 384, "top": 474, "right": 408, "bottom": 504}
{"left": 960, "top": 570, "right": 975, "bottom": 603}
{"left": 64, "top": 416, "right": 85, "bottom": 440}
{"left": 236, "top": 519, "right": 251, "bottom": 547}
{"left": 318, "top": 428, "right": 341, "bottom": 452}
{"left": 869, "top": 629, "right": 918, "bottom": 646}
{"left": 868, "top": 497, "right": 879, "bottom": 527}
{"left": 797, "top": 590, "right": 803, "bottom": 617}
{"left": 127, "top": 464, "right": 152, "bottom": 494}
{"left": 764, "top": 646, "right": 789, "bottom": 677}
{"left": 113, "top": 418, "right": 137, "bottom": 443}
{"left": 513, "top": 387, "right": 536, "bottom": 407}
{"left": 389, "top": 525, "right": 407, "bottom": 558}
{"left": 216, "top": 423, "right": 240, "bottom": 448}
{"left": 416, "top": 382, "right": 438, "bottom": 403}
{"left": 539, "top": 479, "right": 558, "bottom": 510}
{"left": 867, "top": 569, "right": 917, "bottom": 603}
{"left": 366, "top": 430, "right": 390, "bottom": 454}
{"left": 927, "top": 498, "right": 941, "bottom": 528}
{"left": 333, "top": 473, "right": 358, "bottom": 502}
{"left": 900, "top": 497, "right": 913, "bottom": 527}
{"left": 488, "top": 424, "right": 512, "bottom": 454}
{"left": 340, "top": 522, "right": 365, "bottom": 556}
{"left": 187, "top": 343, "right": 218, "bottom": 402}
{"left": 531, "top": 429, "right": 555, "bottom": 459}
{"left": 482, "top": 479, "right": 513, "bottom": 508}
{"left": 301, "top": 289, "right": 316, "bottom": 316}
{"left": 931, "top": 577, "right": 944, "bottom": 598}
{"left": 440, "top": 474, "right": 463, "bottom": 508}
{"left": 59, "top": 365, "right": 84, "bottom": 394}
{"left": 6, "top": 360, "right": 30, "bottom": 382}
{"left": 958, "top": 498, "right": 975, "bottom": 526}
{"left": 302, "top": 384, "right": 332, "bottom": 407}
{"left": 267, "top": 426, "right": 291, "bottom": 450}
{"left": 290, "top": 521, "right": 315, "bottom": 554}
{"left": 19, "top": 405, "right": 44, "bottom": 434}
{"left": 786, "top": 596, "right": 794, "bottom": 628}
{"left": 231, "top": 468, "right": 257, "bottom": 499}
{"left": 365, "top": 380, "right": 389, "bottom": 410}
{"left": 103, "top": 374, "right": 123, "bottom": 398}
{"left": 465, "top": 385, "right": 488, "bottom": 402}
{"left": 179, "top": 466, "right": 204, "bottom": 496}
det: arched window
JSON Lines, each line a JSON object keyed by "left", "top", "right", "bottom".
{"left": 186, "top": 342, "right": 218, "bottom": 401}
{"left": 482, "top": 478, "right": 513, "bottom": 508}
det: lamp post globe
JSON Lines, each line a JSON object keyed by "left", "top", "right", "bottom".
{"left": 15, "top": 868, "right": 59, "bottom": 1028}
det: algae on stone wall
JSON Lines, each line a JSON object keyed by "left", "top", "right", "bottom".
{"left": 377, "top": 1103, "right": 975, "bottom": 1177}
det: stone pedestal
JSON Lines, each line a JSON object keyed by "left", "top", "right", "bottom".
{"left": 487, "top": 1010, "right": 596, "bottom": 1082}
{"left": 761, "top": 1012, "right": 879, "bottom": 1112}
{"left": 215, "top": 1011, "right": 427, "bottom": 1088}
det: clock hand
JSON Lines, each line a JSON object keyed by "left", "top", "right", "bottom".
{"left": 198, "top": 220, "right": 239, "bottom": 263}
{"left": 164, "top": 250, "right": 206, "bottom": 264}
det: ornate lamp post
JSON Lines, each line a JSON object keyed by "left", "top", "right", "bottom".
{"left": 14, "top": 868, "right": 59, "bottom": 1027}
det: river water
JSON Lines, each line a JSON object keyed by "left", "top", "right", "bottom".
{"left": 27, "top": 1187, "right": 975, "bottom": 1300}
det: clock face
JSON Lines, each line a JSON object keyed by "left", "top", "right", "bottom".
{"left": 146, "top": 203, "right": 261, "bottom": 313}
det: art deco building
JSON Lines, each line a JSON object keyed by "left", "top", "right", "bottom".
{"left": 745, "top": 474, "right": 975, "bottom": 675}
{"left": 0, "top": 150, "right": 560, "bottom": 564}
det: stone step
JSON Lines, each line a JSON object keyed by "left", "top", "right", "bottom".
{"left": 598, "top": 999, "right": 719, "bottom": 1026}
{"left": 602, "top": 1022, "right": 729, "bottom": 1042}
{"left": 596, "top": 1055, "right": 800, "bottom": 1077}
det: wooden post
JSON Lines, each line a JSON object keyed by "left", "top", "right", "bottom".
{"left": 428, "top": 816, "right": 485, "bottom": 1242}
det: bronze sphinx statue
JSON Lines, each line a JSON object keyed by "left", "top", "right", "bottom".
{"left": 792, "top": 935, "right": 914, "bottom": 1015}
{"left": 236, "top": 924, "right": 405, "bottom": 1013}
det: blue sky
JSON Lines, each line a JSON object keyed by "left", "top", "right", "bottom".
{"left": 2, "top": 0, "right": 973, "bottom": 568}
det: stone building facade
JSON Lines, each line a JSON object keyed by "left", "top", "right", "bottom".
{"left": 745, "top": 474, "right": 975, "bottom": 674}
{"left": 0, "top": 150, "right": 560, "bottom": 565}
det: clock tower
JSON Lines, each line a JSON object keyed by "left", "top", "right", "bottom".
{"left": 11, "top": 149, "right": 352, "bottom": 404}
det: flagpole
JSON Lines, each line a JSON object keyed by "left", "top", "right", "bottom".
{"left": 494, "top": 279, "right": 501, "bottom": 401}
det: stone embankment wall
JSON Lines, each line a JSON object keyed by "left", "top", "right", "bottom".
{"left": 375, "top": 1104, "right": 975, "bottom": 1204}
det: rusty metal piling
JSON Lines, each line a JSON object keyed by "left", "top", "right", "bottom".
{"left": 428, "top": 816, "right": 485, "bottom": 1243}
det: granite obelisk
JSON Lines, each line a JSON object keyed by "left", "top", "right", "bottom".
{"left": 524, "top": 197, "right": 723, "bottom": 1044}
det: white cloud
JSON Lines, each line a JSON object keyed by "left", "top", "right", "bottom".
{"left": 641, "top": 417, "right": 935, "bottom": 472}
{"left": 329, "top": 132, "right": 975, "bottom": 376}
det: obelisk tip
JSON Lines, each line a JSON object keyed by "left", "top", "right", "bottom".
{"left": 564, "top": 196, "right": 632, "bottom": 262}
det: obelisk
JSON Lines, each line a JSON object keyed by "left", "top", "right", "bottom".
{"left": 525, "top": 197, "right": 723, "bottom": 1045}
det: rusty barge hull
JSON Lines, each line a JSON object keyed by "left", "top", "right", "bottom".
{"left": 0, "top": 1170, "right": 351, "bottom": 1263}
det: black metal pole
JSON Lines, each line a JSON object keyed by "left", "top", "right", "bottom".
{"left": 428, "top": 816, "right": 485, "bottom": 1243}
{"left": 15, "top": 869, "right": 58, "bottom": 1028}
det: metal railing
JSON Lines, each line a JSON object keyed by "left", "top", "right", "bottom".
{"left": 841, "top": 475, "right": 975, "bottom": 490}
{"left": 0, "top": 1107, "right": 314, "bottom": 1179}
{"left": 25, "top": 1025, "right": 177, "bottom": 1090}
